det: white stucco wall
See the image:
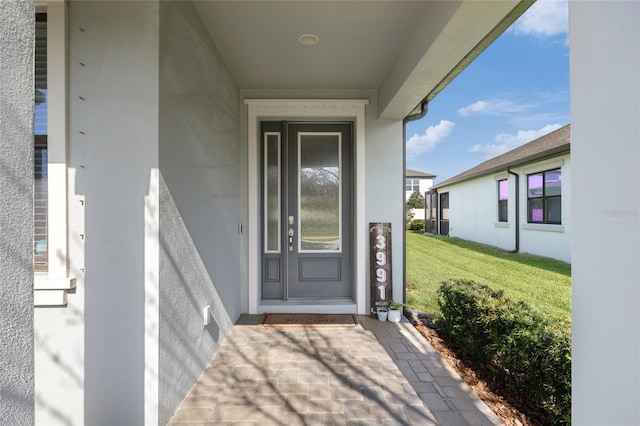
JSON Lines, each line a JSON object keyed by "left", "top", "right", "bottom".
{"left": 35, "top": 3, "right": 242, "bottom": 424}
{"left": 439, "top": 154, "right": 571, "bottom": 263}
{"left": 34, "top": 3, "right": 86, "bottom": 425}
{"left": 444, "top": 176, "right": 514, "bottom": 251}
{"left": 67, "top": 2, "right": 160, "bottom": 424}
{"left": 518, "top": 156, "right": 571, "bottom": 263}
{"left": 364, "top": 97, "right": 405, "bottom": 304}
{"left": 406, "top": 177, "right": 433, "bottom": 222}
{"left": 571, "top": 2, "right": 640, "bottom": 424}
{"left": 158, "top": 2, "right": 241, "bottom": 423}
{"left": 0, "top": 1, "right": 35, "bottom": 424}
{"left": 419, "top": 177, "right": 434, "bottom": 197}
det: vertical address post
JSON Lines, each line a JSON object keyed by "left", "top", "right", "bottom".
{"left": 370, "top": 223, "right": 392, "bottom": 317}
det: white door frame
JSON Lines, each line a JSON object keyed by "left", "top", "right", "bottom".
{"left": 245, "top": 99, "right": 368, "bottom": 314}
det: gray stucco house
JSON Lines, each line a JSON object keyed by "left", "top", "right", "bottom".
{"left": 1, "top": 1, "right": 639, "bottom": 425}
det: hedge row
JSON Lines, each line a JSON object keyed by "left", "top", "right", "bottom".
{"left": 408, "top": 219, "right": 424, "bottom": 230}
{"left": 437, "top": 279, "right": 571, "bottom": 424}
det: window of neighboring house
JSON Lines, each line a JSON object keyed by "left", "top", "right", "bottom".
{"left": 406, "top": 178, "right": 420, "bottom": 192}
{"left": 439, "top": 192, "right": 449, "bottom": 236}
{"left": 34, "top": 12, "right": 48, "bottom": 272}
{"left": 498, "top": 179, "right": 508, "bottom": 222}
{"left": 527, "top": 169, "right": 562, "bottom": 224}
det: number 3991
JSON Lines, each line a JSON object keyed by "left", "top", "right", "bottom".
{"left": 375, "top": 235, "right": 387, "bottom": 283}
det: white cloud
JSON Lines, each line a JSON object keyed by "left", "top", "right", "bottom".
{"left": 510, "top": 0, "right": 568, "bottom": 37}
{"left": 406, "top": 120, "right": 455, "bottom": 157}
{"left": 469, "top": 123, "right": 563, "bottom": 159}
{"left": 457, "top": 101, "right": 489, "bottom": 116}
{"left": 458, "top": 99, "right": 535, "bottom": 117}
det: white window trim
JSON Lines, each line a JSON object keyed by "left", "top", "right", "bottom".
{"left": 522, "top": 159, "right": 565, "bottom": 176}
{"left": 524, "top": 160, "right": 564, "bottom": 227}
{"left": 496, "top": 176, "right": 509, "bottom": 224}
{"left": 523, "top": 223, "right": 565, "bottom": 233}
{"left": 493, "top": 173, "right": 508, "bottom": 181}
{"left": 406, "top": 178, "right": 420, "bottom": 192}
{"left": 245, "top": 99, "right": 368, "bottom": 314}
{"left": 34, "top": 1, "right": 75, "bottom": 307}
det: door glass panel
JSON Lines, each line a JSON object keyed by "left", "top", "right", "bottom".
{"left": 264, "top": 133, "right": 280, "bottom": 252}
{"left": 298, "top": 133, "right": 341, "bottom": 252}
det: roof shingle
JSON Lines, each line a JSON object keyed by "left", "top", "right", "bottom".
{"left": 433, "top": 124, "right": 570, "bottom": 189}
{"left": 406, "top": 168, "right": 436, "bottom": 178}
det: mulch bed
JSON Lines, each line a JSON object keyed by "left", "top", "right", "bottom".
{"left": 408, "top": 314, "right": 550, "bottom": 426}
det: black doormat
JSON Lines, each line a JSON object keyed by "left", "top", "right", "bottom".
{"left": 259, "top": 313, "right": 357, "bottom": 328}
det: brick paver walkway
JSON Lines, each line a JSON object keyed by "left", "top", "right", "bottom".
{"left": 168, "top": 315, "right": 503, "bottom": 425}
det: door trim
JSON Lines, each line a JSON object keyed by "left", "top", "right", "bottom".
{"left": 246, "top": 99, "right": 368, "bottom": 314}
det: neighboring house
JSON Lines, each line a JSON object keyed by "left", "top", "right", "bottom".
{"left": 1, "top": 2, "right": 639, "bottom": 425}
{"left": 405, "top": 168, "right": 435, "bottom": 221}
{"left": 429, "top": 125, "right": 570, "bottom": 263}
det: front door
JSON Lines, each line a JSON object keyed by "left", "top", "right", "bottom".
{"left": 261, "top": 122, "right": 353, "bottom": 301}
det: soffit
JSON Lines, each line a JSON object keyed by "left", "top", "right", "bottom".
{"left": 193, "top": 1, "right": 529, "bottom": 120}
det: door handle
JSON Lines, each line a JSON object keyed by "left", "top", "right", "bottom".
{"left": 288, "top": 228, "right": 294, "bottom": 251}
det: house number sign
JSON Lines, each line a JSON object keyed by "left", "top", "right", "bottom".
{"left": 370, "top": 223, "right": 392, "bottom": 317}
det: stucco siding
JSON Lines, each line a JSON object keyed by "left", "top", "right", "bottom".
{"left": 406, "top": 178, "right": 433, "bottom": 222}
{"left": 518, "top": 156, "right": 571, "bottom": 263}
{"left": 158, "top": 2, "right": 241, "bottom": 423}
{"left": 570, "top": 2, "right": 640, "bottom": 423}
{"left": 34, "top": 2, "right": 86, "bottom": 423}
{"left": 364, "top": 95, "right": 405, "bottom": 304}
{"left": 446, "top": 177, "right": 513, "bottom": 251}
{"left": 439, "top": 154, "right": 571, "bottom": 263}
{"left": 0, "top": 1, "right": 35, "bottom": 424}
{"left": 66, "top": 2, "right": 160, "bottom": 424}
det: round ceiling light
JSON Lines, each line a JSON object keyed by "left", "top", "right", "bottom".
{"left": 298, "top": 34, "right": 319, "bottom": 46}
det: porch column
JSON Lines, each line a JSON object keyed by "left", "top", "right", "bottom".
{"left": 571, "top": 1, "right": 640, "bottom": 424}
{"left": 0, "top": 0, "right": 35, "bottom": 424}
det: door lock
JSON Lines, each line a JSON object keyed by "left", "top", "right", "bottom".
{"left": 288, "top": 228, "right": 294, "bottom": 251}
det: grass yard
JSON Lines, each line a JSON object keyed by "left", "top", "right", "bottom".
{"left": 406, "top": 231, "right": 572, "bottom": 328}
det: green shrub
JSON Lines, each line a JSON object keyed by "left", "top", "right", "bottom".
{"left": 437, "top": 279, "right": 571, "bottom": 424}
{"left": 409, "top": 219, "right": 424, "bottom": 230}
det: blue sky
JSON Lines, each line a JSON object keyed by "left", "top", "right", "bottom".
{"left": 405, "top": 0, "right": 570, "bottom": 183}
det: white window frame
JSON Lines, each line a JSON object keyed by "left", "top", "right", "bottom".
{"left": 406, "top": 178, "right": 420, "bottom": 192}
{"left": 34, "top": 1, "right": 75, "bottom": 306}
{"left": 522, "top": 159, "right": 566, "bottom": 233}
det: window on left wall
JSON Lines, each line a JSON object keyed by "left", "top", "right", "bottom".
{"left": 34, "top": 12, "right": 48, "bottom": 272}
{"left": 33, "top": 4, "right": 75, "bottom": 306}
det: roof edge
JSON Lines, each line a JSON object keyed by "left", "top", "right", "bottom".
{"left": 432, "top": 143, "right": 570, "bottom": 190}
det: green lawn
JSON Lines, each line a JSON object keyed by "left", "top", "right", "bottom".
{"left": 406, "top": 231, "right": 572, "bottom": 327}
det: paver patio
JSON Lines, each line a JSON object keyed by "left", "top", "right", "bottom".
{"left": 168, "top": 315, "right": 503, "bottom": 425}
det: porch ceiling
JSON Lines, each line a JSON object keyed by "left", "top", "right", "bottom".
{"left": 193, "top": 0, "right": 531, "bottom": 120}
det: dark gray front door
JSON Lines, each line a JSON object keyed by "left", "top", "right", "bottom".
{"left": 261, "top": 122, "right": 353, "bottom": 300}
